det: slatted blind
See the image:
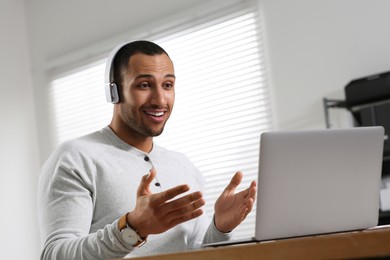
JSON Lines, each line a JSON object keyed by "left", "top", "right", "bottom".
{"left": 154, "top": 10, "right": 271, "bottom": 238}
{"left": 49, "top": 61, "right": 112, "bottom": 143}
{"left": 49, "top": 7, "right": 272, "bottom": 239}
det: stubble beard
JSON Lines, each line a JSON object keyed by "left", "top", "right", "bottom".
{"left": 120, "top": 104, "right": 167, "bottom": 137}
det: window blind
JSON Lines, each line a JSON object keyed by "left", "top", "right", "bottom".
{"left": 154, "top": 10, "right": 271, "bottom": 238}
{"left": 49, "top": 61, "right": 112, "bottom": 144}
{"left": 49, "top": 7, "right": 272, "bottom": 239}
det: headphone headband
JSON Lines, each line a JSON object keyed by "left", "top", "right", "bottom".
{"left": 104, "top": 41, "right": 134, "bottom": 103}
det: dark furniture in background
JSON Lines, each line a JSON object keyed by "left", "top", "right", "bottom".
{"left": 323, "top": 71, "right": 390, "bottom": 225}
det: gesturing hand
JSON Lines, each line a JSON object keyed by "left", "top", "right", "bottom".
{"left": 214, "top": 171, "right": 256, "bottom": 233}
{"left": 126, "top": 169, "right": 205, "bottom": 238}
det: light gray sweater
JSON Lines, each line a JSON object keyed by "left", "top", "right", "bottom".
{"left": 38, "top": 126, "right": 230, "bottom": 260}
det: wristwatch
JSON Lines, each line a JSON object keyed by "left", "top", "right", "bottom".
{"left": 118, "top": 213, "right": 147, "bottom": 247}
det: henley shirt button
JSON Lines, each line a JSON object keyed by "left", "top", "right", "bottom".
{"left": 144, "top": 156, "right": 150, "bottom": 161}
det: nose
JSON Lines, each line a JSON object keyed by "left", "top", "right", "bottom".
{"left": 150, "top": 85, "right": 167, "bottom": 107}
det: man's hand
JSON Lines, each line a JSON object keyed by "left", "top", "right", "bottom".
{"left": 214, "top": 171, "right": 256, "bottom": 233}
{"left": 126, "top": 169, "right": 205, "bottom": 238}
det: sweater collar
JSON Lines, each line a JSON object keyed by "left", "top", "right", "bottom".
{"left": 101, "top": 126, "right": 161, "bottom": 157}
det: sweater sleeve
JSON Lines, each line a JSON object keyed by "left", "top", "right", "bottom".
{"left": 38, "top": 144, "right": 134, "bottom": 260}
{"left": 202, "top": 216, "right": 233, "bottom": 245}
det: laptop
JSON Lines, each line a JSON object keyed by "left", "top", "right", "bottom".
{"left": 203, "top": 126, "right": 384, "bottom": 247}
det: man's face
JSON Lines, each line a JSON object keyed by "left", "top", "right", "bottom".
{"left": 118, "top": 53, "right": 175, "bottom": 137}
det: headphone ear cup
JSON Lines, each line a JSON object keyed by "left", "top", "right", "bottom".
{"left": 105, "top": 83, "right": 120, "bottom": 103}
{"left": 110, "top": 83, "right": 120, "bottom": 103}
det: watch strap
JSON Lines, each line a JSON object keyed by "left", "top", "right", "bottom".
{"left": 118, "top": 213, "right": 128, "bottom": 230}
{"left": 118, "top": 213, "right": 147, "bottom": 247}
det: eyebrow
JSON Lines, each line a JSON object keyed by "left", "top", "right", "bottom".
{"left": 135, "top": 74, "right": 176, "bottom": 80}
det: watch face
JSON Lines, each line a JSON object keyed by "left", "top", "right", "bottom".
{"left": 121, "top": 228, "right": 139, "bottom": 245}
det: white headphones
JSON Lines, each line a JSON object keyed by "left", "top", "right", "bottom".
{"left": 104, "top": 41, "right": 133, "bottom": 103}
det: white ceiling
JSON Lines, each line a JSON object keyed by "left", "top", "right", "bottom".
{"left": 24, "top": 0, "right": 213, "bottom": 60}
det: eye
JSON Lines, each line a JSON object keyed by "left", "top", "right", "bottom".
{"left": 164, "top": 82, "right": 174, "bottom": 89}
{"left": 138, "top": 82, "right": 150, "bottom": 89}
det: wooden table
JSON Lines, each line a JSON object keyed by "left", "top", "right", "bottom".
{"left": 122, "top": 226, "right": 390, "bottom": 260}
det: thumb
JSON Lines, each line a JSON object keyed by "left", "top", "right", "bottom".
{"left": 137, "top": 168, "right": 156, "bottom": 196}
{"left": 223, "top": 171, "right": 243, "bottom": 194}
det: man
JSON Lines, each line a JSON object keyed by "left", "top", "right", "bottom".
{"left": 38, "top": 40, "right": 256, "bottom": 259}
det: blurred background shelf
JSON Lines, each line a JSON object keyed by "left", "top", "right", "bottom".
{"left": 323, "top": 71, "right": 390, "bottom": 226}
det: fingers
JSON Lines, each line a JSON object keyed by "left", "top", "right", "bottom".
{"left": 152, "top": 189, "right": 205, "bottom": 226}
{"left": 223, "top": 171, "right": 243, "bottom": 194}
{"left": 245, "top": 198, "right": 255, "bottom": 216}
{"left": 238, "top": 180, "right": 257, "bottom": 208}
{"left": 133, "top": 168, "right": 206, "bottom": 235}
{"left": 238, "top": 196, "right": 255, "bottom": 221}
{"left": 150, "top": 184, "right": 190, "bottom": 206}
{"left": 168, "top": 208, "right": 204, "bottom": 228}
{"left": 164, "top": 194, "right": 205, "bottom": 228}
{"left": 137, "top": 168, "right": 156, "bottom": 196}
{"left": 149, "top": 188, "right": 205, "bottom": 232}
{"left": 245, "top": 180, "right": 257, "bottom": 200}
{"left": 163, "top": 191, "right": 205, "bottom": 215}
{"left": 240, "top": 181, "right": 256, "bottom": 219}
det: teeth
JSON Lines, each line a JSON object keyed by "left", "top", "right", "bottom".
{"left": 146, "top": 111, "right": 164, "bottom": 117}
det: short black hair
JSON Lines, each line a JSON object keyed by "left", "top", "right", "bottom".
{"left": 112, "top": 40, "right": 170, "bottom": 87}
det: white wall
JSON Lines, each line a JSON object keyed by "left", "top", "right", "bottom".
{"left": 0, "top": 0, "right": 40, "bottom": 259}
{"left": 260, "top": 0, "right": 390, "bottom": 130}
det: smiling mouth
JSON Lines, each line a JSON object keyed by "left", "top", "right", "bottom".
{"left": 145, "top": 111, "right": 164, "bottom": 117}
